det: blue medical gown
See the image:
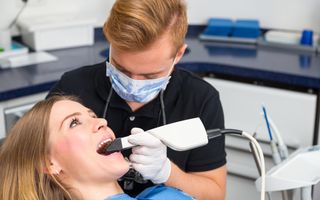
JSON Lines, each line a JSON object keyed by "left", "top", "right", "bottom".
{"left": 105, "top": 184, "right": 195, "bottom": 200}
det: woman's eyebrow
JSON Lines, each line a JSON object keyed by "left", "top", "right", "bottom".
{"left": 60, "top": 112, "right": 81, "bottom": 130}
{"left": 88, "top": 109, "right": 96, "bottom": 116}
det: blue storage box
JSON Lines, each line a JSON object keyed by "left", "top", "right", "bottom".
{"left": 203, "top": 18, "right": 233, "bottom": 37}
{"left": 232, "top": 20, "right": 260, "bottom": 39}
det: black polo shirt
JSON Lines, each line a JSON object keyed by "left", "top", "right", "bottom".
{"left": 48, "top": 61, "right": 226, "bottom": 196}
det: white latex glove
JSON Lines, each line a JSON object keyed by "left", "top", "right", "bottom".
{"left": 128, "top": 127, "right": 171, "bottom": 184}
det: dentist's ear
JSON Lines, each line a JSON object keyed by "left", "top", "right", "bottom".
{"left": 174, "top": 44, "right": 188, "bottom": 64}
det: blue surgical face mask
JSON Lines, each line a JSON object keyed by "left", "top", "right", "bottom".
{"left": 106, "top": 49, "right": 176, "bottom": 103}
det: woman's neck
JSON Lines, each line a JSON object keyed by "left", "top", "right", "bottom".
{"left": 71, "top": 181, "right": 124, "bottom": 200}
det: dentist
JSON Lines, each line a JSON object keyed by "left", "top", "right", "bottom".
{"left": 48, "top": 0, "right": 226, "bottom": 199}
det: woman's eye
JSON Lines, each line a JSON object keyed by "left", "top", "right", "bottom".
{"left": 70, "top": 118, "right": 81, "bottom": 128}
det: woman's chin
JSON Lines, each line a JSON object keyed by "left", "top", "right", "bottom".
{"left": 98, "top": 151, "right": 131, "bottom": 179}
{"left": 111, "top": 157, "right": 130, "bottom": 178}
{"left": 118, "top": 163, "right": 130, "bottom": 178}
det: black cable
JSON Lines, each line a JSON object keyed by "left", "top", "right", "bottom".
{"left": 8, "top": 0, "right": 29, "bottom": 29}
{"left": 220, "top": 129, "right": 243, "bottom": 135}
{"left": 207, "top": 128, "right": 242, "bottom": 140}
{"left": 250, "top": 140, "right": 262, "bottom": 175}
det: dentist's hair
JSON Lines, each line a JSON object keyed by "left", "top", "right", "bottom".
{"left": 104, "top": 0, "right": 188, "bottom": 53}
{"left": 0, "top": 95, "right": 80, "bottom": 200}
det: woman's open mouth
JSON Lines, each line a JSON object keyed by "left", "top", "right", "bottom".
{"left": 97, "top": 138, "right": 113, "bottom": 155}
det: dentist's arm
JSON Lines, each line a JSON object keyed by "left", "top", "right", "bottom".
{"left": 128, "top": 128, "right": 226, "bottom": 200}
{"left": 166, "top": 162, "right": 226, "bottom": 200}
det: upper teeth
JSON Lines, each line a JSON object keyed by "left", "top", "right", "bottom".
{"left": 98, "top": 138, "right": 111, "bottom": 148}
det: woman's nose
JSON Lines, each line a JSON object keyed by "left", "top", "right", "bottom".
{"left": 93, "top": 118, "right": 108, "bottom": 133}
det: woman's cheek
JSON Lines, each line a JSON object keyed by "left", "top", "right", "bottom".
{"left": 53, "top": 138, "right": 72, "bottom": 154}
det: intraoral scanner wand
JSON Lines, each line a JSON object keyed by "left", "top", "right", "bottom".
{"left": 103, "top": 118, "right": 242, "bottom": 153}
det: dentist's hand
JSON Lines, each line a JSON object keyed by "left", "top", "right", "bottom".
{"left": 128, "top": 127, "right": 171, "bottom": 184}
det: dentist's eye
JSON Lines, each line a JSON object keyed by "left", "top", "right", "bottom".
{"left": 70, "top": 117, "right": 81, "bottom": 128}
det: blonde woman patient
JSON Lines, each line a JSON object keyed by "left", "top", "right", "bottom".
{"left": 0, "top": 95, "right": 194, "bottom": 200}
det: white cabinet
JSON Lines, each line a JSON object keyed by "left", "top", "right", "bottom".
{"left": 205, "top": 77, "right": 317, "bottom": 148}
{"left": 0, "top": 92, "right": 47, "bottom": 139}
{"left": 205, "top": 77, "right": 317, "bottom": 200}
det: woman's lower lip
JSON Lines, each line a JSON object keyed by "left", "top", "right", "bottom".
{"left": 100, "top": 151, "right": 121, "bottom": 157}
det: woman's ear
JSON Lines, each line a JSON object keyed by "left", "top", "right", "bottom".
{"left": 44, "top": 159, "right": 62, "bottom": 175}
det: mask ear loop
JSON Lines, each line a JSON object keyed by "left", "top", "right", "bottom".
{"left": 103, "top": 87, "right": 113, "bottom": 119}
{"left": 159, "top": 54, "right": 178, "bottom": 125}
{"left": 109, "top": 46, "right": 112, "bottom": 62}
{"left": 166, "top": 55, "right": 177, "bottom": 77}
{"left": 158, "top": 54, "right": 177, "bottom": 126}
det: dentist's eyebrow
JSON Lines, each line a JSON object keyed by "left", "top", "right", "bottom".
{"left": 59, "top": 112, "right": 81, "bottom": 130}
{"left": 112, "top": 58, "right": 165, "bottom": 77}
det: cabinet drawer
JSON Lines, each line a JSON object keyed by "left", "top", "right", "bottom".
{"left": 205, "top": 77, "right": 317, "bottom": 148}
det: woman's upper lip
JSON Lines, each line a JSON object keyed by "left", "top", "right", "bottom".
{"left": 98, "top": 132, "right": 113, "bottom": 145}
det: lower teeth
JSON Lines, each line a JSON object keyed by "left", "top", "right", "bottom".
{"left": 97, "top": 141, "right": 112, "bottom": 155}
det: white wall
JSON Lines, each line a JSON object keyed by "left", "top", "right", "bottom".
{"left": 1, "top": 0, "right": 320, "bottom": 33}
{"left": 0, "top": 0, "right": 20, "bottom": 29}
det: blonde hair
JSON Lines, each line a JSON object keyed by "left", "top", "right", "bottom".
{"left": 0, "top": 95, "right": 80, "bottom": 200}
{"left": 104, "top": 0, "right": 188, "bottom": 53}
